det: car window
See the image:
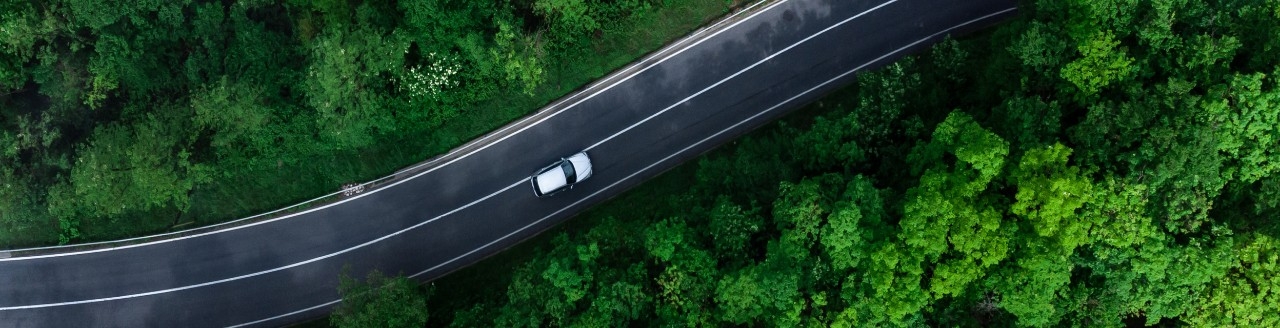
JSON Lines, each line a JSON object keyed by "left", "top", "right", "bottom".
{"left": 562, "top": 159, "right": 576, "bottom": 184}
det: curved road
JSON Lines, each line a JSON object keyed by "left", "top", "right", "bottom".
{"left": 0, "top": 0, "right": 1016, "bottom": 326}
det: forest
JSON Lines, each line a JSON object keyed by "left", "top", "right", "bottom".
{"left": 0, "top": 0, "right": 731, "bottom": 246}
{"left": 331, "top": 0, "right": 1280, "bottom": 327}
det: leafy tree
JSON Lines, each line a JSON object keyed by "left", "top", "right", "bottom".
{"left": 819, "top": 175, "right": 884, "bottom": 273}
{"left": 494, "top": 232, "right": 619, "bottom": 327}
{"left": 1059, "top": 30, "right": 1135, "bottom": 98}
{"left": 772, "top": 175, "right": 839, "bottom": 262}
{"left": 332, "top": 270, "right": 431, "bottom": 328}
{"left": 490, "top": 20, "right": 546, "bottom": 95}
{"left": 47, "top": 107, "right": 209, "bottom": 236}
{"left": 901, "top": 111, "right": 1011, "bottom": 298}
{"left": 835, "top": 241, "right": 929, "bottom": 326}
{"left": 419, "top": 0, "right": 1280, "bottom": 326}
{"left": 0, "top": 165, "right": 57, "bottom": 247}
{"left": 713, "top": 245, "right": 804, "bottom": 326}
{"left": 705, "top": 196, "right": 763, "bottom": 264}
{"left": 535, "top": 0, "right": 600, "bottom": 46}
{"left": 652, "top": 249, "right": 717, "bottom": 326}
{"left": 397, "top": 0, "right": 487, "bottom": 47}
{"left": 1007, "top": 21, "right": 1069, "bottom": 76}
{"left": 0, "top": 0, "right": 53, "bottom": 91}
{"left": 792, "top": 59, "right": 918, "bottom": 171}
{"left": 646, "top": 217, "right": 718, "bottom": 326}
{"left": 986, "top": 143, "right": 1094, "bottom": 326}
{"left": 541, "top": 243, "right": 596, "bottom": 312}
{"left": 991, "top": 247, "right": 1075, "bottom": 327}
{"left": 63, "top": 0, "right": 162, "bottom": 30}
{"left": 990, "top": 96, "right": 1062, "bottom": 150}
{"left": 1186, "top": 235, "right": 1280, "bottom": 327}
{"left": 7, "top": 0, "right": 1280, "bottom": 326}
{"left": 1258, "top": 176, "right": 1280, "bottom": 216}
{"left": 304, "top": 16, "right": 407, "bottom": 149}
{"left": 568, "top": 266, "right": 650, "bottom": 327}
{"left": 1009, "top": 143, "right": 1093, "bottom": 247}
{"left": 191, "top": 77, "right": 273, "bottom": 159}
{"left": 1061, "top": 178, "right": 1236, "bottom": 325}
{"left": 1207, "top": 72, "right": 1280, "bottom": 184}
{"left": 694, "top": 132, "right": 799, "bottom": 203}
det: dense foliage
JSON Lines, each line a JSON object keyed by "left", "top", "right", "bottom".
{"left": 0, "top": 0, "right": 729, "bottom": 247}
{"left": 399, "top": 0, "right": 1276, "bottom": 326}
{"left": 332, "top": 270, "right": 431, "bottom": 328}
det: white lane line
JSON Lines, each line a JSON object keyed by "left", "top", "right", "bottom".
{"left": 0, "top": 0, "right": 829, "bottom": 310}
{"left": 409, "top": 6, "right": 1021, "bottom": 280}
{"left": 1, "top": 1, "right": 1016, "bottom": 319}
{"left": 252, "top": 6, "right": 1020, "bottom": 327}
{"left": 226, "top": 300, "right": 341, "bottom": 328}
{"left": 584, "top": 0, "right": 901, "bottom": 151}
{"left": 0, "top": 180, "right": 525, "bottom": 311}
{"left": 1, "top": 0, "right": 902, "bottom": 313}
{"left": 421, "top": 0, "right": 776, "bottom": 163}
{"left": 0, "top": 0, "right": 792, "bottom": 260}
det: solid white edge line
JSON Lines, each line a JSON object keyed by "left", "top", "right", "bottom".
{"left": 1, "top": 0, "right": 1015, "bottom": 315}
{"left": 411, "top": 6, "right": 1021, "bottom": 280}
{"left": 225, "top": 300, "right": 342, "bottom": 328}
{"left": 0, "top": 0, "right": 793, "bottom": 260}
{"left": 0, "top": 180, "right": 526, "bottom": 311}
{"left": 234, "top": 6, "right": 1019, "bottom": 327}
{"left": 434, "top": 0, "right": 774, "bottom": 153}
{"left": 583, "top": 0, "right": 901, "bottom": 151}
{"left": 0, "top": 1, "right": 1018, "bottom": 325}
{"left": 1, "top": 0, "right": 901, "bottom": 312}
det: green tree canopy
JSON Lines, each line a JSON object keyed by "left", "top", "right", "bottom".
{"left": 332, "top": 270, "right": 430, "bottom": 328}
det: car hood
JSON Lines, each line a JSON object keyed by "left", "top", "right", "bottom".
{"left": 567, "top": 153, "right": 592, "bottom": 181}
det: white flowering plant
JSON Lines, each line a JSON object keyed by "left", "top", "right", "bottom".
{"left": 395, "top": 52, "right": 462, "bottom": 103}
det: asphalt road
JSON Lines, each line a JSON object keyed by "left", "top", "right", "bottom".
{"left": 0, "top": 0, "right": 1017, "bottom": 326}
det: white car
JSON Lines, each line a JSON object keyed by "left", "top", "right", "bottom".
{"left": 531, "top": 151, "right": 593, "bottom": 197}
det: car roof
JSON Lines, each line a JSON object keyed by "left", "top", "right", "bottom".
{"left": 535, "top": 165, "right": 568, "bottom": 194}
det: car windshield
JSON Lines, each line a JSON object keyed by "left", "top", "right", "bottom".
{"left": 562, "top": 159, "right": 576, "bottom": 184}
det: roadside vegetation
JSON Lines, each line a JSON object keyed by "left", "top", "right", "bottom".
{"left": 334, "top": 0, "right": 1280, "bottom": 326}
{"left": 332, "top": 270, "right": 431, "bottom": 328}
{"left": 0, "top": 0, "right": 737, "bottom": 247}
